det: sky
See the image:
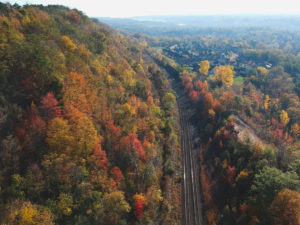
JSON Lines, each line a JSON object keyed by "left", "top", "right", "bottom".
{"left": 4, "top": 0, "right": 300, "bottom": 18}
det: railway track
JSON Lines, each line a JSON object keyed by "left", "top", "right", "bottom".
{"left": 143, "top": 50, "right": 204, "bottom": 225}
{"left": 170, "top": 75, "right": 204, "bottom": 225}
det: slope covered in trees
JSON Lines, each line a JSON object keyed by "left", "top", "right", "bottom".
{"left": 0, "top": 3, "right": 181, "bottom": 225}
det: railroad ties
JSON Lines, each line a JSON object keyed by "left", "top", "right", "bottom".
{"left": 170, "top": 75, "right": 204, "bottom": 225}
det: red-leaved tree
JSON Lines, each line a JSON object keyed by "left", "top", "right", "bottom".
{"left": 93, "top": 141, "right": 108, "bottom": 170}
{"left": 134, "top": 199, "right": 144, "bottom": 220}
{"left": 40, "top": 92, "right": 62, "bottom": 120}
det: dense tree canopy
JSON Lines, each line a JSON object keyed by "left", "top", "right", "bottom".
{"left": 0, "top": 3, "right": 180, "bottom": 225}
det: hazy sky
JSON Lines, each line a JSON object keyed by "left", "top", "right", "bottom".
{"left": 5, "top": 0, "right": 300, "bottom": 17}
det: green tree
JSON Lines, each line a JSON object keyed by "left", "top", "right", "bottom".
{"left": 163, "top": 92, "right": 176, "bottom": 112}
{"left": 102, "top": 191, "right": 131, "bottom": 225}
{"left": 251, "top": 166, "right": 300, "bottom": 204}
{"left": 57, "top": 193, "right": 73, "bottom": 216}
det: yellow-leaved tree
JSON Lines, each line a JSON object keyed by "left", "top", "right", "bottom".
{"left": 65, "top": 105, "right": 98, "bottom": 159}
{"left": 280, "top": 110, "right": 290, "bottom": 127}
{"left": 264, "top": 94, "right": 270, "bottom": 110}
{"left": 199, "top": 60, "right": 210, "bottom": 76}
{"left": 291, "top": 123, "right": 300, "bottom": 138}
{"left": 2, "top": 200, "right": 54, "bottom": 225}
{"left": 46, "top": 117, "right": 74, "bottom": 154}
{"left": 61, "top": 35, "right": 77, "bottom": 51}
{"left": 213, "top": 65, "right": 235, "bottom": 87}
{"left": 257, "top": 66, "right": 269, "bottom": 76}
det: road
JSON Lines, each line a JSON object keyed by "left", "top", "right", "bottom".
{"left": 167, "top": 69, "right": 204, "bottom": 225}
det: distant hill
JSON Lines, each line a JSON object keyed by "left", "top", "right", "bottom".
{"left": 99, "top": 15, "right": 300, "bottom": 36}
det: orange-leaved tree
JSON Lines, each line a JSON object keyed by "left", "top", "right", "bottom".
{"left": 271, "top": 189, "right": 300, "bottom": 225}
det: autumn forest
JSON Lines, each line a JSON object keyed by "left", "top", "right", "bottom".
{"left": 0, "top": 2, "right": 300, "bottom": 225}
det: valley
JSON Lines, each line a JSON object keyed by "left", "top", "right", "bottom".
{"left": 0, "top": 2, "right": 300, "bottom": 225}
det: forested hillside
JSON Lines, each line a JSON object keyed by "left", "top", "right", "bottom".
{"left": 2, "top": 2, "right": 300, "bottom": 225}
{"left": 0, "top": 3, "right": 181, "bottom": 224}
